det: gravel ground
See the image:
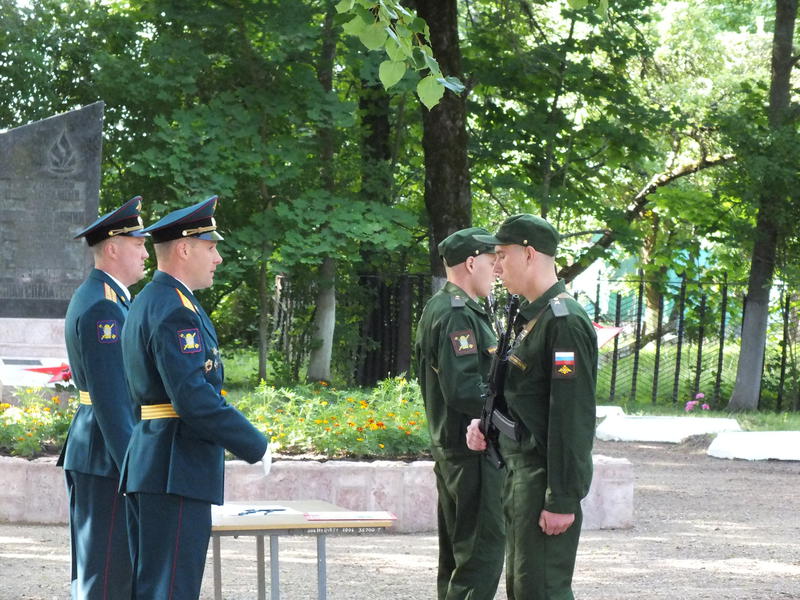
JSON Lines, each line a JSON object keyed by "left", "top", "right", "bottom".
{"left": 1, "top": 439, "right": 799, "bottom": 599}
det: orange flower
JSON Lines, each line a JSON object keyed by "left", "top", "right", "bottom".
{"left": 221, "top": 389, "right": 228, "bottom": 397}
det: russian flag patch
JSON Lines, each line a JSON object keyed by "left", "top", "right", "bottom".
{"left": 553, "top": 350, "right": 576, "bottom": 379}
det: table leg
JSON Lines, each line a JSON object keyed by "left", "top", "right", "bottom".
{"left": 317, "top": 535, "right": 327, "bottom": 600}
{"left": 270, "top": 535, "right": 280, "bottom": 600}
{"left": 257, "top": 535, "right": 266, "bottom": 600}
{"left": 213, "top": 535, "right": 222, "bottom": 600}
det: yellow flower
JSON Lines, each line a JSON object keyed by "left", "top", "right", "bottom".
{"left": 378, "top": 443, "right": 385, "bottom": 449}
{"left": 221, "top": 389, "right": 228, "bottom": 396}
{"left": 356, "top": 437, "right": 364, "bottom": 442}
{"left": 320, "top": 400, "right": 328, "bottom": 406}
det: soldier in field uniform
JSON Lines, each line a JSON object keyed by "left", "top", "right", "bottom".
{"left": 60, "top": 195, "right": 149, "bottom": 599}
{"left": 467, "top": 214, "right": 597, "bottom": 600}
{"left": 415, "top": 227, "right": 506, "bottom": 600}
{"left": 119, "top": 196, "right": 269, "bottom": 600}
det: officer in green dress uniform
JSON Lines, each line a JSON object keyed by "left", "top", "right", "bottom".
{"left": 119, "top": 196, "right": 269, "bottom": 600}
{"left": 60, "top": 195, "right": 149, "bottom": 599}
{"left": 415, "top": 227, "right": 506, "bottom": 600}
{"left": 467, "top": 214, "right": 597, "bottom": 600}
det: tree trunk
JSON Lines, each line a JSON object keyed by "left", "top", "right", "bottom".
{"left": 257, "top": 258, "right": 270, "bottom": 382}
{"left": 307, "top": 1, "right": 337, "bottom": 382}
{"left": 307, "top": 256, "right": 336, "bottom": 382}
{"left": 395, "top": 276, "right": 412, "bottom": 376}
{"left": 416, "top": 0, "right": 471, "bottom": 278}
{"left": 359, "top": 74, "right": 392, "bottom": 205}
{"left": 728, "top": 0, "right": 797, "bottom": 411}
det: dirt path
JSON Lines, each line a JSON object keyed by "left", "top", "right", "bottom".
{"left": 1, "top": 440, "right": 799, "bottom": 599}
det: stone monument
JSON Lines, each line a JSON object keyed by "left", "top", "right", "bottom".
{"left": 0, "top": 102, "right": 104, "bottom": 395}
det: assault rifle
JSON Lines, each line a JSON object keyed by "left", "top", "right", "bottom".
{"left": 480, "top": 293, "right": 520, "bottom": 469}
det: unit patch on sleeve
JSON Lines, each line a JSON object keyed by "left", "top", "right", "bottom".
{"left": 553, "top": 350, "right": 576, "bottom": 379}
{"left": 96, "top": 320, "right": 120, "bottom": 343}
{"left": 450, "top": 330, "right": 478, "bottom": 356}
{"left": 177, "top": 328, "right": 203, "bottom": 354}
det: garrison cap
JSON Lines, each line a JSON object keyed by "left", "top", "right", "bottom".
{"left": 143, "top": 196, "right": 224, "bottom": 243}
{"left": 438, "top": 227, "right": 496, "bottom": 267}
{"left": 74, "top": 195, "right": 147, "bottom": 247}
{"left": 474, "top": 213, "right": 559, "bottom": 256}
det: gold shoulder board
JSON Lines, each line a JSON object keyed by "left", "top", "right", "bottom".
{"left": 175, "top": 288, "right": 197, "bottom": 313}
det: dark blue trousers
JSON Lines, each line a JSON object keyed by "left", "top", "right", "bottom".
{"left": 126, "top": 492, "right": 211, "bottom": 600}
{"left": 65, "top": 470, "right": 132, "bottom": 600}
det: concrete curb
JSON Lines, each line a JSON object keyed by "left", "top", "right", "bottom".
{"left": 0, "top": 454, "right": 633, "bottom": 533}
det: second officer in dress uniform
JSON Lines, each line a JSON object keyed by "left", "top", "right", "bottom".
{"left": 119, "top": 196, "right": 269, "bottom": 600}
{"left": 60, "top": 195, "right": 149, "bottom": 599}
{"left": 415, "top": 228, "right": 506, "bottom": 600}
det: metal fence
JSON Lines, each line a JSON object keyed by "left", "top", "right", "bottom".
{"left": 585, "top": 275, "right": 800, "bottom": 411}
{"left": 266, "top": 273, "right": 800, "bottom": 410}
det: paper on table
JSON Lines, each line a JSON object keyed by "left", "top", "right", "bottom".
{"left": 303, "top": 511, "right": 396, "bottom": 521}
{"left": 213, "top": 504, "right": 302, "bottom": 518}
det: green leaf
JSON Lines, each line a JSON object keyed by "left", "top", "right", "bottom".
{"left": 597, "top": 0, "right": 609, "bottom": 18}
{"left": 423, "top": 53, "right": 441, "bottom": 76}
{"left": 334, "top": 0, "right": 355, "bottom": 14}
{"left": 567, "top": 0, "right": 589, "bottom": 8}
{"left": 379, "top": 60, "right": 406, "bottom": 88}
{"left": 439, "top": 76, "right": 465, "bottom": 94}
{"left": 417, "top": 74, "right": 445, "bottom": 109}
{"left": 384, "top": 37, "right": 409, "bottom": 62}
{"left": 342, "top": 15, "right": 368, "bottom": 36}
{"left": 359, "top": 22, "right": 389, "bottom": 51}
{"left": 378, "top": 1, "right": 397, "bottom": 20}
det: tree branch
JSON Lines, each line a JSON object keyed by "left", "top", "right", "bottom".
{"left": 557, "top": 153, "right": 735, "bottom": 282}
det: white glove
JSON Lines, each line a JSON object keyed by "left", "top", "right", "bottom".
{"left": 261, "top": 444, "right": 272, "bottom": 476}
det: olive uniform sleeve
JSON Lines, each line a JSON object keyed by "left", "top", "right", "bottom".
{"left": 543, "top": 314, "right": 597, "bottom": 514}
{"left": 152, "top": 306, "right": 267, "bottom": 463}
{"left": 434, "top": 309, "right": 487, "bottom": 418}
{"left": 78, "top": 299, "right": 135, "bottom": 470}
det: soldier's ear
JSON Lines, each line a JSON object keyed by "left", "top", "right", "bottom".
{"left": 464, "top": 255, "right": 475, "bottom": 273}
{"left": 524, "top": 245, "right": 536, "bottom": 264}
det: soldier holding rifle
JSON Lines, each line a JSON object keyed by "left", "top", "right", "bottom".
{"left": 415, "top": 227, "right": 505, "bottom": 600}
{"left": 467, "top": 214, "right": 597, "bottom": 600}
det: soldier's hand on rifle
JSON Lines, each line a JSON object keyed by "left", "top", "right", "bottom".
{"left": 466, "top": 418, "right": 487, "bottom": 451}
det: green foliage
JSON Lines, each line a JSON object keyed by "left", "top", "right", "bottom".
{"left": 334, "top": 0, "right": 464, "bottom": 107}
{"left": 232, "top": 376, "right": 430, "bottom": 458}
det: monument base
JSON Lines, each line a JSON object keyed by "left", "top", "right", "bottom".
{"left": 0, "top": 318, "right": 68, "bottom": 402}
{"left": 0, "top": 454, "right": 634, "bottom": 533}
{"left": 0, "top": 318, "right": 66, "bottom": 357}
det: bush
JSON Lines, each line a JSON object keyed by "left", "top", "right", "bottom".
{"left": 0, "top": 378, "right": 431, "bottom": 460}
{"left": 0, "top": 387, "right": 75, "bottom": 457}
{"left": 233, "top": 376, "right": 430, "bottom": 459}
